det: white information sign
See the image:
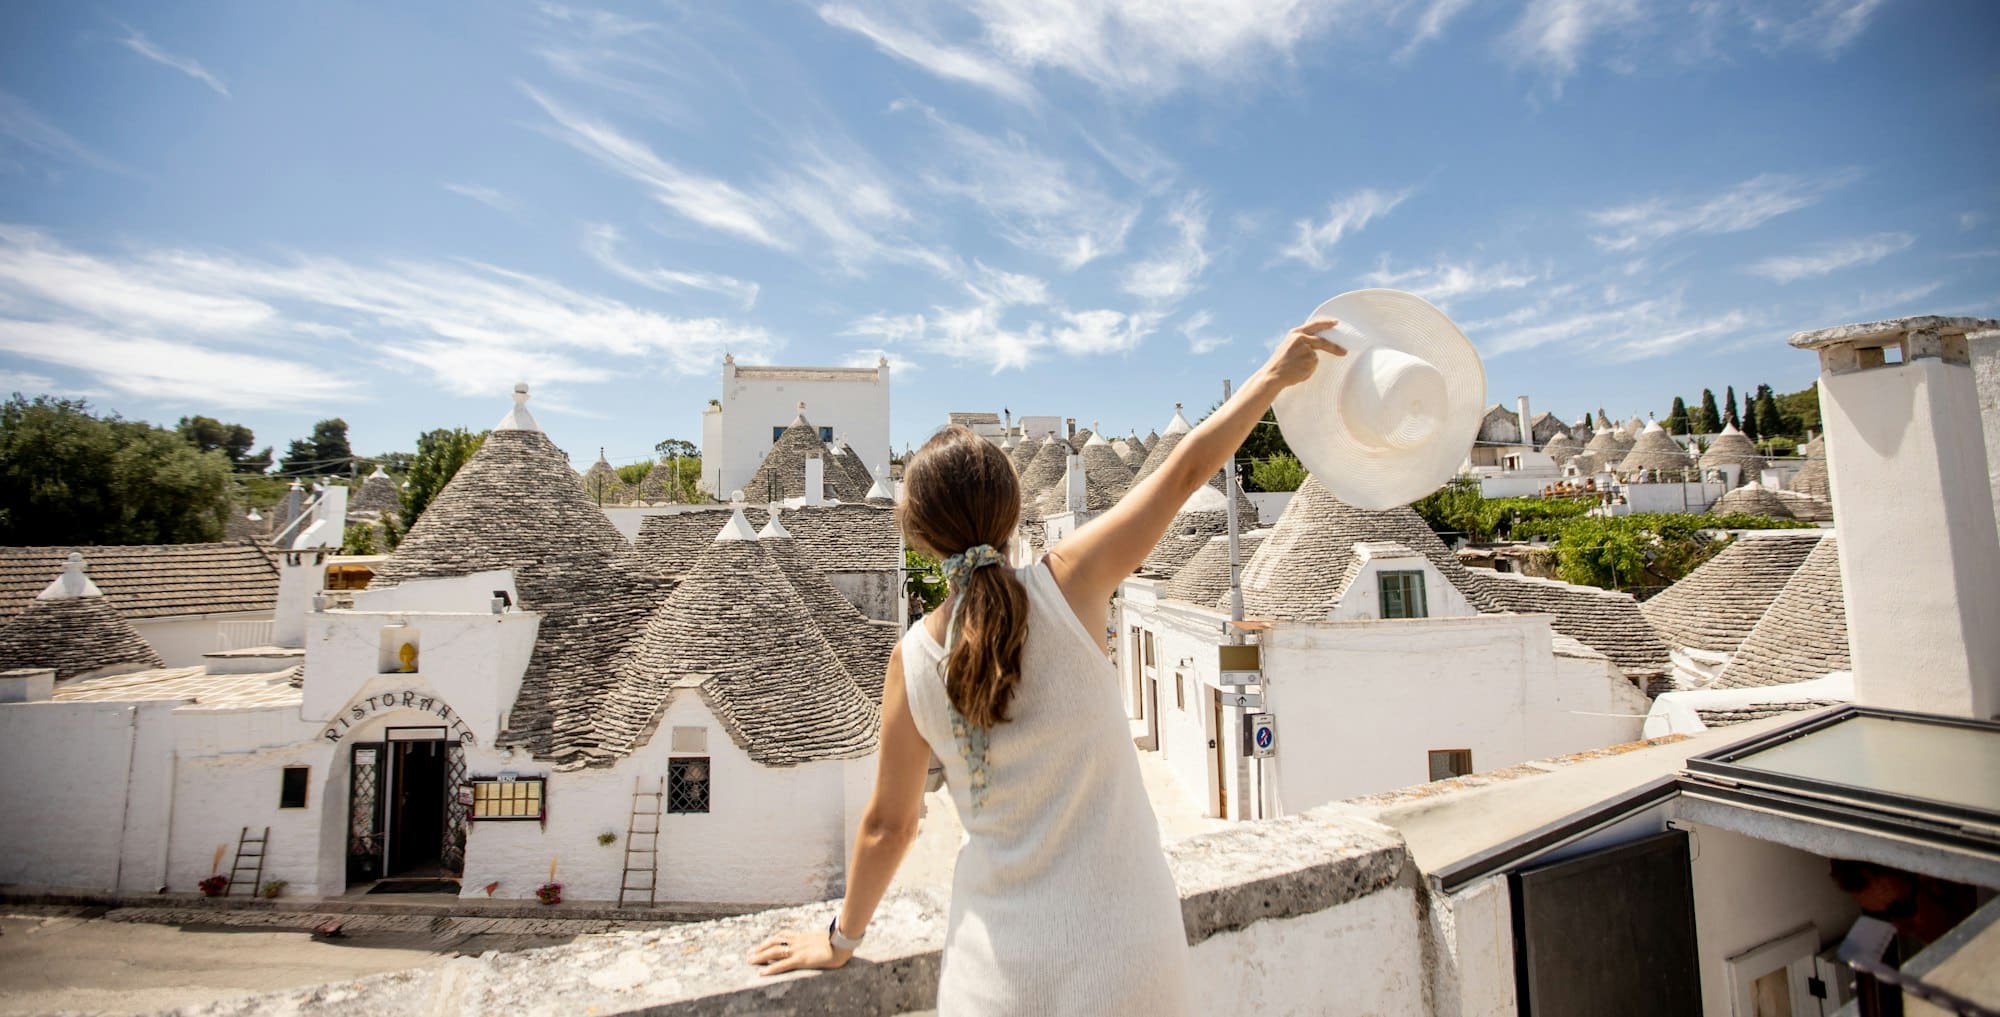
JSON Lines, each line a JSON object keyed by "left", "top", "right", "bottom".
{"left": 1247, "top": 713, "right": 1277, "bottom": 758}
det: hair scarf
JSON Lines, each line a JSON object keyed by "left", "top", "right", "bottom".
{"left": 928, "top": 543, "right": 1003, "bottom": 810}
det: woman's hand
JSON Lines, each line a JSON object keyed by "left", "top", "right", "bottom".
{"left": 746, "top": 928, "right": 853, "bottom": 977}
{"left": 1259, "top": 318, "right": 1346, "bottom": 390}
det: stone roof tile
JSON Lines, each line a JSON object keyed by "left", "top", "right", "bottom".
{"left": 1639, "top": 531, "right": 1822, "bottom": 655}
{"left": 1713, "top": 535, "right": 1848, "bottom": 689}
{"left": 1163, "top": 531, "right": 1268, "bottom": 607}
{"left": 0, "top": 557, "right": 163, "bottom": 681}
{"left": 0, "top": 541, "right": 279, "bottom": 622}
{"left": 1466, "top": 570, "right": 1669, "bottom": 686}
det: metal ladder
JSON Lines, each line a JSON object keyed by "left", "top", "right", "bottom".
{"left": 226, "top": 826, "right": 269, "bottom": 897}
{"left": 617, "top": 777, "right": 663, "bottom": 908}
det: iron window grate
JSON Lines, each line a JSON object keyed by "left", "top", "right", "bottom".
{"left": 669, "top": 758, "right": 711, "bottom": 813}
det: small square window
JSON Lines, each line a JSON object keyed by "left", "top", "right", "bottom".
{"left": 669, "top": 757, "right": 711, "bottom": 814}
{"left": 772, "top": 425, "right": 786, "bottom": 443}
{"left": 1379, "top": 570, "right": 1430, "bottom": 619}
{"left": 1428, "top": 749, "right": 1473, "bottom": 782}
{"left": 818, "top": 426, "right": 834, "bottom": 442}
{"left": 279, "top": 766, "right": 309, "bottom": 809}
{"left": 470, "top": 777, "right": 544, "bottom": 820}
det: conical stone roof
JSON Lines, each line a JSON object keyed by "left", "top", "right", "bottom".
{"left": 1567, "top": 450, "right": 1606, "bottom": 475}
{"left": 582, "top": 449, "right": 632, "bottom": 505}
{"left": 1709, "top": 484, "right": 1794, "bottom": 520}
{"left": 1714, "top": 535, "right": 1848, "bottom": 689}
{"left": 1233, "top": 475, "right": 1499, "bottom": 621}
{"left": 353, "top": 467, "right": 401, "bottom": 515}
{"left": 1617, "top": 423, "right": 1694, "bottom": 474}
{"left": 1142, "top": 430, "right": 1160, "bottom": 453}
{"left": 1017, "top": 437, "right": 1075, "bottom": 517}
{"left": 1008, "top": 433, "right": 1042, "bottom": 472}
{"left": 607, "top": 520, "right": 878, "bottom": 766}
{"left": 1132, "top": 405, "right": 1195, "bottom": 486}
{"left": 1790, "top": 439, "right": 1830, "bottom": 500}
{"left": 1639, "top": 531, "right": 1822, "bottom": 656}
{"left": 1698, "top": 425, "right": 1765, "bottom": 481}
{"left": 747, "top": 409, "right": 866, "bottom": 502}
{"left": 829, "top": 442, "right": 876, "bottom": 500}
{"left": 1773, "top": 489, "right": 1833, "bottom": 522}
{"left": 1164, "top": 531, "right": 1269, "bottom": 607}
{"left": 0, "top": 553, "right": 163, "bottom": 680}
{"left": 1541, "top": 432, "right": 1582, "bottom": 466}
{"left": 1583, "top": 427, "right": 1627, "bottom": 457}
{"left": 760, "top": 510, "right": 898, "bottom": 702}
{"left": 1111, "top": 437, "right": 1146, "bottom": 470}
{"left": 371, "top": 398, "right": 666, "bottom": 767}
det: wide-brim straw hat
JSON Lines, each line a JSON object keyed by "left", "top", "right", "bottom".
{"left": 1271, "top": 289, "right": 1486, "bottom": 511}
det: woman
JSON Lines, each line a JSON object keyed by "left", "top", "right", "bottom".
{"left": 748, "top": 319, "right": 1344, "bottom": 1013}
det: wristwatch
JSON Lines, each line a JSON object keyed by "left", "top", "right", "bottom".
{"left": 828, "top": 915, "right": 864, "bottom": 952}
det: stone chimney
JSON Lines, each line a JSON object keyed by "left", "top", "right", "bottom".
{"left": 804, "top": 456, "right": 826, "bottom": 506}
{"left": 0, "top": 668, "right": 54, "bottom": 703}
{"left": 1790, "top": 315, "right": 2000, "bottom": 719}
{"left": 1516, "top": 395, "right": 1533, "bottom": 450}
{"left": 1065, "top": 454, "right": 1085, "bottom": 514}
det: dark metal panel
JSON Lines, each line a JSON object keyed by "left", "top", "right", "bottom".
{"left": 1512, "top": 829, "right": 1701, "bottom": 1017}
{"left": 1433, "top": 776, "right": 1683, "bottom": 893}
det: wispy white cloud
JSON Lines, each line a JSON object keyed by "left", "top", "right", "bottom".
{"left": 1399, "top": 0, "right": 1476, "bottom": 59}
{"left": 1284, "top": 187, "right": 1409, "bottom": 270}
{"left": 897, "top": 101, "right": 1136, "bottom": 270}
{"left": 1960, "top": 211, "right": 1986, "bottom": 232}
{"left": 0, "top": 92, "right": 133, "bottom": 177}
{"left": 1475, "top": 288, "right": 1758, "bottom": 361}
{"left": 443, "top": 182, "right": 515, "bottom": 214}
{"left": 1503, "top": 0, "right": 1643, "bottom": 84}
{"left": 841, "top": 262, "right": 1158, "bottom": 371}
{"left": 1180, "top": 310, "right": 1230, "bottom": 354}
{"left": 1120, "top": 195, "right": 1210, "bottom": 304}
{"left": 117, "top": 24, "right": 230, "bottom": 97}
{"left": 0, "top": 368, "right": 104, "bottom": 399}
{"left": 1819, "top": 280, "right": 1948, "bottom": 321}
{"left": 1746, "top": 231, "right": 1913, "bottom": 283}
{"left": 0, "top": 226, "right": 776, "bottom": 409}
{"left": 583, "top": 224, "right": 760, "bottom": 309}
{"left": 817, "top": 5, "right": 1038, "bottom": 105}
{"left": 530, "top": 86, "right": 946, "bottom": 276}
{"left": 841, "top": 347, "right": 921, "bottom": 374}
{"left": 1587, "top": 171, "right": 1856, "bottom": 251}
{"left": 1357, "top": 257, "right": 1540, "bottom": 306}
{"left": 1747, "top": 0, "right": 1886, "bottom": 56}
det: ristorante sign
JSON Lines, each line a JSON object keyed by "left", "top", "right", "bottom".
{"left": 322, "top": 689, "right": 478, "bottom": 745}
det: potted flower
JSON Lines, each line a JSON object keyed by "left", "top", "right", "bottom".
{"left": 535, "top": 881, "right": 563, "bottom": 906}
{"left": 198, "top": 875, "right": 229, "bottom": 897}
{"left": 260, "top": 879, "right": 288, "bottom": 899}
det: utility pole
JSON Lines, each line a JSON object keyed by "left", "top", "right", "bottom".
{"left": 1223, "top": 378, "right": 1244, "bottom": 631}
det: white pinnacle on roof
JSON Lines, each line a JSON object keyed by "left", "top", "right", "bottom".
{"left": 495, "top": 382, "right": 539, "bottom": 432}
{"left": 1163, "top": 403, "right": 1192, "bottom": 435}
{"left": 38, "top": 553, "right": 103, "bottom": 600}
{"left": 1178, "top": 484, "right": 1227, "bottom": 514}
{"left": 369, "top": 465, "right": 389, "bottom": 479}
{"left": 1084, "top": 431, "right": 1112, "bottom": 447}
{"left": 716, "top": 506, "right": 760, "bottom": 542}
{"left": 1719, "top": 422, "right": 1741, "bottom": 436}
{"left": 757, "top": 507, "right": 792, "bottom": 540}
{"left": 865, "top": 469, "right": 894, "bottom": 502}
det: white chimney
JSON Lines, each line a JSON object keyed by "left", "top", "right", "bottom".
{"left": 1065, "top": 454, "right": 1085, "bottom": 514}
{"left": 1516, "top": 395, "right": 1533, "bottom": 450}
{"left": 271, "top": 549, "right": 328, "bottom": 648}
{"left": 0, "top": 667, "right": 54, "bottom": 703}
{"left": 1971, "top": 330, "right": 2000, "bottom": 538}
{"left": 805, "top": 456, "right": 826, "bottom": 506}
{"left": 1792, "top": 315, "right": 2000, "bottom": 719}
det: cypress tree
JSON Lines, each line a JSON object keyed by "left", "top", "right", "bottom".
{"left": 1665, "top": 396, "right": 1690, "bottom": 435}
{"left": 1723, "top": 386, "right": 1739, "bottom": 428}
{"left": 1754, "top": 385, "right": 1785, "bottom": 439}
{"left": 1741, "top": 389, "right": 1761, "bottom": 441}
{"left": 1695, "top": 389, "right": 1721, "bottom": 434}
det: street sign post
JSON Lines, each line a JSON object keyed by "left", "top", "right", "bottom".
{"left": 1246, "top": 712, "right": 1277, "bottom": 759}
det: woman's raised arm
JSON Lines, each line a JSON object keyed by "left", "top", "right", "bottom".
{"left": 1045, "top": 320, "right": 1344, "bottom": 614}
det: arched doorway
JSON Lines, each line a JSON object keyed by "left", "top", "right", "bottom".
{"left": 346, "top": 725, "right": 468, "bottom": 885}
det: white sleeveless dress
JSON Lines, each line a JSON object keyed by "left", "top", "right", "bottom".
{"left": 900, "top": 561, "right": 1192, "bottom": 1016}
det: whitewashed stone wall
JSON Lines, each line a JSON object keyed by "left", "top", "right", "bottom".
{"left": 0, "top": 699, "right": 178, "bottom": 892}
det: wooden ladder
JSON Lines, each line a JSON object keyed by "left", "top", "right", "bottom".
{"left": 227, "top": 826, "right": 269, "bottom": 898}
{"left": 617, "top": 777, "right": 663, "bottom": 908}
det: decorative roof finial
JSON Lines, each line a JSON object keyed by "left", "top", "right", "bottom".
{"left": 39, "top": 552, "right": 103, "bottom": 601}
{"left": 496, "top": 382, "right": 540, "bottom": 432}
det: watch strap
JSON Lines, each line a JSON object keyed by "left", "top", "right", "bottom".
{"left": 828, "top": 915, "right": 864, "bottom": 951}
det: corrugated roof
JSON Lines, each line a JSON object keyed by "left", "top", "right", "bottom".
{"left": 1233, "top": 475, "right": 1499, "bottom": 621}
{"left": 0, "top": 541, "right": 279, "bottom": 622}
{"left": 607, "top": 534, "right": 878, "bottom": 766}
{"left": 1714, "top": 535, "right": 1849, "bottom": 689}
{"left": 1639, "top": 531, "right": 1823, "bottom": 656}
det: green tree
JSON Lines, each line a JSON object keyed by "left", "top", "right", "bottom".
{"left": 1723, "top": 386, "right": 1739, "bottom": 428}
{"left": 1664, "top": 396, "right": 1690, "bottom": 435}
{"left": 904, "top": 547, "right": 946, "bottom": 611}
{"left": 1511, "top": 513, "right": 1810, "bottom": 591}
{"left": 177, "top": 415, "right": 270, "bottom": 471}
{"left": 616, "top": 462, "right": 651, "bottom": 487}
{"left": 1772, "top": 385, "right": 1818, "bottom": 439}
{"left": 1413, "top": 479, "right": 1592, "bottom": 543}
{"left": 400, "top": 427, "right": 487, "bottom": 529}
{"left": 1741, "top": 390, "right": 1762, "bottom": 441}
{"left": 1694, "top": 389, "right": 1722, "bottom": 434}
{"left": 278, "top": 418, "right": 354, "bottom": 475}
{"left": 341, "top": 522, "right": 378, "bottom": 555}
{"left": 654, "top": 438, "right": 698, "bottom": 459}
{"left": 0, "top": 396, "right": 231, "bottom": 544}
{"left": 1248, "top": 454, "right": 1306, "bottom": 493}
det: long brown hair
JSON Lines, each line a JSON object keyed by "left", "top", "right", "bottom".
{"left": 898, "top": 425, "right": 1028, "bottom": 728}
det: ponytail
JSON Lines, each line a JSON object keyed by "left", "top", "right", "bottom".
{"left": 899, "top": 425, "right": 1031, "bottom": 729}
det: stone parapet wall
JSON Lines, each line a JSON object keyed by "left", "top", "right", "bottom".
{"left": 165, "top": 807, "right": 1414, "bottom": 1016}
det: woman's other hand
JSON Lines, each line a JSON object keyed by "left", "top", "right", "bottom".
{"left": 747, "top": 928, "right": 853, "bottom": 976}
{"left": 1261, "top": 318, "right": 1346, "bottom": 389}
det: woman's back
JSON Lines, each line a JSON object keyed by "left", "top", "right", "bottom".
{"left": 900, "top": 560, "right": 1190, "bottom": 1016}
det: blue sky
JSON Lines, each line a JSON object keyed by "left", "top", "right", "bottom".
{"left": 1, "top": 1, "right": 1995, "bottom": 469}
